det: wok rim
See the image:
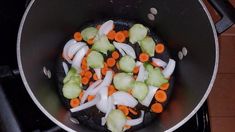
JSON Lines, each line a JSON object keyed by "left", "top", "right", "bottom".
{"left": 16, "top": 0, "right": 219, "bottom": 132}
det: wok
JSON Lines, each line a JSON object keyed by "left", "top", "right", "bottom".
{"left": 17, "top": 0, "right": 235, "bottom": 131}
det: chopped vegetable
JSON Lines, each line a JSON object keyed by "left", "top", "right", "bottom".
{"left": 62, "top": 81, "right": 82, "bottom": 99}
{"left": 144, "top": 62, "right": 154, "bottom": 72}
{"left": 108, "top": 85, "right": 117, "bottom": 96}
{"left": 107, "top": 30, "right": 116, "bottom": 40}
{"left": 112, "top": 51, "right": 120, "bottom": 60}
{"left": 152, "top": 58, "right": 167, "bottom": 68}
{"left": 87, "top": 51, "right": 104, "bottom": 68}
{"left": 107, "top": 58, "right": 116, "bottom": 67}
{"left": 139, "top": 37, "right": 155, "bottom": 57}
{"left": 81, "top": 80, "right": 102, "bottom": 104}
{"left": 160, "top": 82, "right": 170, "bottom": 91}
{"left": 70, "top": 98, "right": 80, "bottom": 108}
{"left": 93, "top": 73, "right": 98, "bottom": 81}
{"left": 63, "top": 67, "right": 78, "bottom": 84}
{"left": 162, "top": 59, "right": 176, "bottom": 78}
{"left": 146, "top": 67, "right": 168, "bottom": 87}
{"left": 73, "top": 32, "right": 83, "bottom": 41}
{"left": 151, "top": 102, "right": 163, "bottom": 113}
{"left": 98, "top": 20, "right": 114, "bottom": 35}
{"left": 111, "top": 91, "right": 138, "bottom": 107}
{"left": 63, "top": 39, "right": 77, "bottom": 63}
{"left": 92, "top": 35, "right": 115, "bottom": 55}
{"left": 155, "top": 90, "right": 167, "bottom": 103}
{"left": 67, "top": 42, "right": 86, "bottom": 59}
{"left": 140, "top": 86, "right": 159, "bottom": 107}
{"left": 87, "top": 38, "right": 94, "bottom": 45}
{"left": 139, "top": 53, "right": 149, "bottom": 62}
{"left": 136, "top": 64, "right": 147, "bottom": 82}
{"left": 117, "top": 105, "right": 129, "bottom": 116}
{"left": 113, "top": 73, "right": 134, "bottom": 91}
{"left": 129, "top": 24, "right": 148, "bottom": 44}
{"left": 113, "top": 42, "right": 136, "bottom": 59}
{"left": 122, "top": 30, "right": 129, "bottom": 38}
{"left": 107, "top": 109, "right": 127, "bottom": 132}
{"left": 84, "top": 71, "right": 92, "bottom": 79}
{"left": 72, "top": 46, "right": 89, "bottom": 71}
{"left": 115, "top": 31, "right": 126, "bottom": 43}
{"left": 129, "top": 108, "right": 138, "bottom": 115}
{"left": 81, "top": 77, "right": 89, "bottom": 85}
{"left": 133, "top": 66, "right": 139, "bottom": 74}
{"left": 62, "top": 62, "right": 69, "bottom": 75}
{"left": 79, "top": 91, "right": 84, "bottom": 100}
{"left": 94, "top": 68, "right": 102, "bottom": 79}
{"left": 132, "top": 81, "right": 148, "bottom": 101}
{"left": 155, "top": 43, "right": 165, "bottom": 54}
{"left": 119, "top": 55, "right": 135, "bottom": 73}
{"left": 125, "top": 110, "right": 144, "bottom": 126}
{"left": 81, "top": 27, "right": 98, "bottom": 41}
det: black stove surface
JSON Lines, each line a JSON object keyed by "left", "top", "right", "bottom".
{"left": 0, "top": 0, "right": 210, "bottom": 132}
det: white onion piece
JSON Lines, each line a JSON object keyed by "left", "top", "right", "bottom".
{"left": 152, "top": 58, "right": 167, "bottom": 68}
{"left": 141, "top": 86, "right": 159, "bottom": 107}
{"left": 111, "top": 91, "right": 138, "bottom": 107}
{"left": 72, "top": 46, "right": 89, "bottom": 71}
{"left": 136, "top": 64, "right": 146, "bottom": 82}
{"left": 96, "top": 86, "right": 109, "bottom": 113}
{"left": 62, "top": 39, "right": 77, "bottom": 63}
{"left": 62, "top": 62, "right": 69, "bottom": 75}
{"left": 101, "top": 97, "right": 115, "bottom": 126}
{"left": 67, "top": 42, "right": 86, "bottom": 59}
{"left": 81, "top": 80, "right": 102, "bottom": 104}
{"left": 113, "top": 43, "right": 126, "bottom": 56}
{"left": 135, "top": 61, "right": 142, "bottom": 67}
{"left": 98, "top": 20, "right": 114, "bottom": 35}
{"left": 94, "top": 68, "right": 102, "bottom": 79}
{"left": 113, "top": 41, "right": 136, "bottom": 59}
{"left": 70, "top": 94, "right": 100, "bottom": 112}
{"left": 162, "top": 59, "right": 176, "bottom": 78}
{"left": 90, "top": 71, "right": 113, "bottom": 95}
{"left": 125, "top": 110, "right": 144, "bottom": 126}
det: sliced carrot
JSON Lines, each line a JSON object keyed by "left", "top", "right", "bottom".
{"left": 81, "top": 64, "right": 88, "bottom": 70}
{"left": 160, "top": 83, "right": 170, "bottom": 91}
{"left": 73, "top": 32, "right": 82, "bottom": 41}
{"left": 129, "top": 108, "right": 138, "bottom": 115}
{"left": 82, "top": 58, "right": 87, "bottom": 66}
{"left": 108, "top": 85, "right": 117, "bottom": 96}
{"left": 107, "top": 58, "right": 116, "bottom": 67}
{"left": 79, "top": 91, "right": 84, "bottom": 100}
{"left": 81, "top": 77, "right": 89, "bottom": 85}
{"left": 117, "top": 105, "right": 129, "bottom": 116}
{"left": 155, "top": 43, "right": 165, "bottom": 54}
{"left": 112, "top": 51, "right": 120, "bottom": 60}
{"left": 93, "top": 73, "right": 98, "bottom": 81}
{"left": 133, "top": 66, "right": 139, "bottom": 74}
{"left": 122, "top": 30, "right": 129, "bottom": 38}
{"left": 88, "top": 95, "right": 95, "bottom": 101}
{"left": 87, "top": 38, "right": 94, "bottom": 45}
{"left": 84, "top": 71, "right": 92, "bottom": 79}
{"left": 151, "top": 102, "right": 163, "bottom": 113}
{"left": 80, "top": 70, "right": 86, "bottom": 76}
{"left": 155, "top": 90, "right": 167, "bottom": 103}
{"left": 107, "top": 30, "right": 116, "bottom": 40}
{"left": 70, "top": 98, "right": 80, "bottom": 108}
{"left": 101, "top": 67, "right": 108, "bottom": 75}
{"left": 139, "top": 53, "right": 149, "bottom": 62}
{"left": 115, "top": 31, "right": 126, "bottom": 43}
{"left": 124, "top": 116, "right": 132, "bottom": 129}
{"left": 96, "top": 24, "right": 101, "bottom": 29}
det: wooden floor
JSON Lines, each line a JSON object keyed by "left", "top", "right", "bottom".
{"left": 205, "top": 1, "right": 235, "bottom": 131}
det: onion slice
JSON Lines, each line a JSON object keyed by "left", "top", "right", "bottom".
{"left": 80, "top": 80, "right": 102, "bottom": 104}
{"left": 98, "top": 20, "right": 114, "bottom": 35}
{"left": 113, "top": 42, "right": 136, "bottom": 59}
{"left": 72, "top": 46, "right": 89, "bottom": 72}
{"left": 125, "top": 110, "right": 144, "bottom": 126}
{"left": 62, "top": 62, "right": 69, "bottom": 75}
{"left": 135, "top": 61, "right": 142, "bottom": 67}
{"left": 162, "top": 59, "right": 176, "bottom": 78}
{"left": 141, "top": 86, "right": 159, "bottom": 107}
{"left": 68, "top": 42, "right": 86, "bottom": 59}
{"left": 62, "top": 39, "right": 77, "bottom": 63}
{"left": 96, "top": 86, "right": 109, "bottom": 113}
{"left": 90, "top": 71, "right": 113, "bottom": 95}
{"left": 113, "top": 43, "right": 126, "bottom": 56}
{"left": 136, "top": 64, "right": 146, "bottom": 82}
{"left": 94, "top": 68, "right": 102, "bottom": 79}
{"left": 152, "top": 58, "right": 167, "bottom": 68}
{"left": 111, "top": 91, "right": 138, "bottom": 107}
{"left": 101, "top": 97, "right": 115, "bottom": 126}
{"left": 70, "top": 94, "right": 100, "bottom": 113}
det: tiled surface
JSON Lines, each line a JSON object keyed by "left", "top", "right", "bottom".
{"left": 205, "top": 0, "right": 235, "bottom": 132}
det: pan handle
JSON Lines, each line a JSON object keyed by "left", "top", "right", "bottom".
{"left": 208, "top": 0, "right": 235, "bottom": 33}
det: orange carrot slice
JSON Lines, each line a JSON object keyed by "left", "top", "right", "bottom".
{"left": 115, "top": 31, "right": 126, "bottom": 43}
{"left": 155, "top": 43, "right": 165, "bottom": 54}
{"left": 139, "top": 53, "right": 149, "bottom": 62}
{"left": 73, "top": 32, "right": 82, "bottom": 41}
{"left": 155, "top": 90, "right": 167, "bottom": 103}
{"left": 70, "top": 98, "right": 80, "bottom": 108}
{"left": 151, "top": 102, "right": 163, "bottom": 113}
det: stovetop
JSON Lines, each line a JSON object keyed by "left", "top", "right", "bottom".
{"left": 0, "top": 0, "right": 210, "bottom": 132}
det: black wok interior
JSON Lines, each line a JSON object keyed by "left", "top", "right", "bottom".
{"left": 18, "top": 0, "right": 216, "bottom": 131}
